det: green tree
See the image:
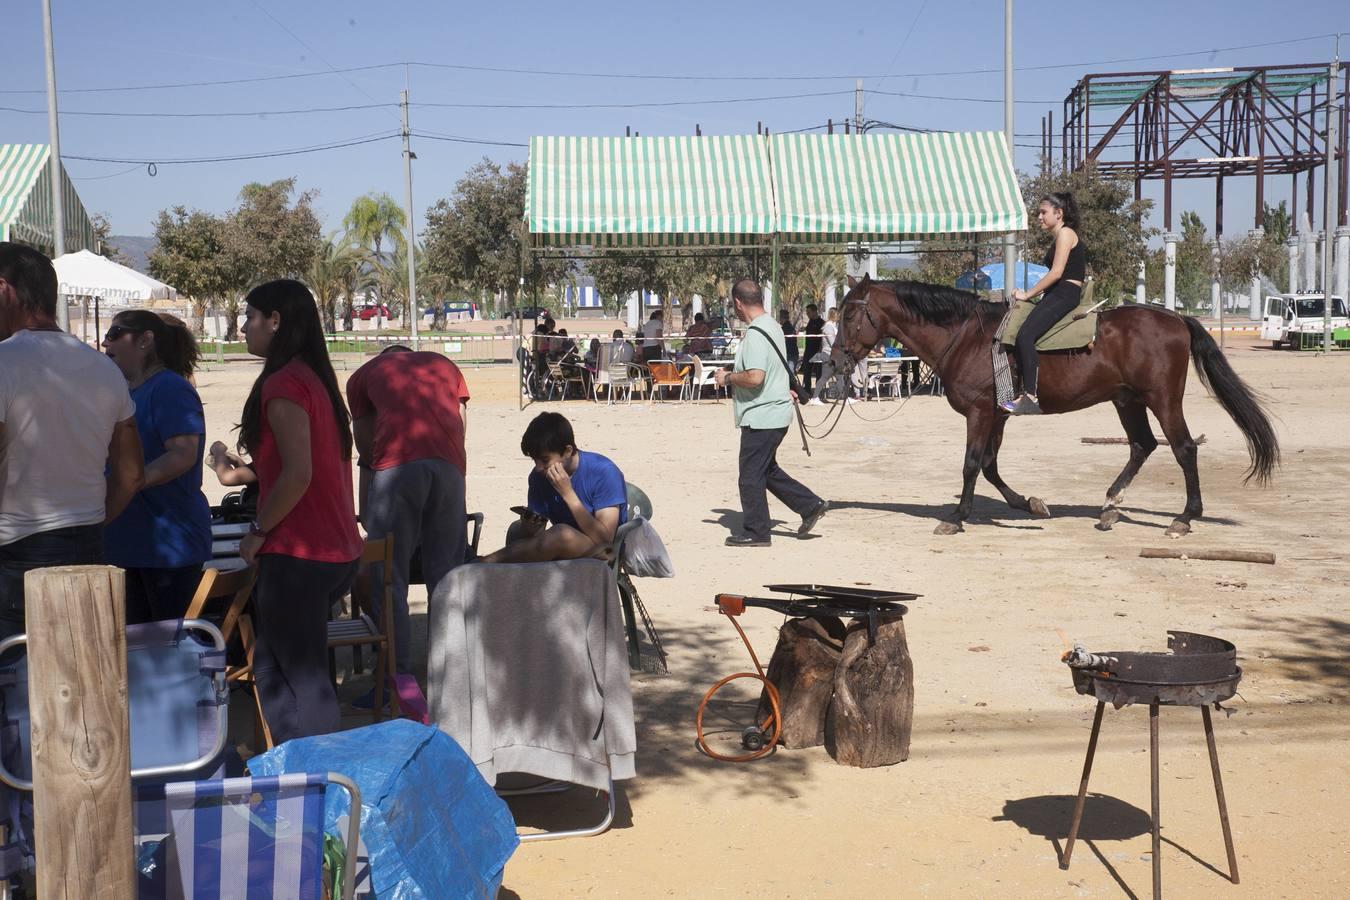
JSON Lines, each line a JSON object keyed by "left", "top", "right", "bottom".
{"left": 343, "top": 192, "right": 406, "bottom": 321}
{"left": 1175, "top": 210, "right": 1214, "bottom": 311}
{"left": 307, "top": 232, "right": 363, "bottom": 334}
{"left": 147, "top": 206, "right": 232, "bottom": 333}
{"left": 91, "top": 213, "right": 128, "bottom": 265}
{"left": 422, "top": 159, "right": 571, "bottom": 313}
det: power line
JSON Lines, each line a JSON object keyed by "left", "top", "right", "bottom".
{"left": 0, "top": 33, "right": 1336, "bottom": 95}
{"left": 0, "top": 102, "right": 395, "bottom": 119}
{"left": 412, "top": 89, "right": 853, "bottom": 110}
{"left": 412, "top": 130, "right": 527, "bottom": 148}
{"left": 871, "top": 88, "right": 1058, "bottom": 104}
{"left": 63, "top": 131, "right": 398, "bottom": 166}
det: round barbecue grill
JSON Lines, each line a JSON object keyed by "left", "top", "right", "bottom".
{"left": 1060, "top": 630, "right": 1242, "bottom": 899}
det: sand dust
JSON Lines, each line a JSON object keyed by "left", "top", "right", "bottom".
{"left": 193, "top": 333, "right": 1349, "bottom": 899}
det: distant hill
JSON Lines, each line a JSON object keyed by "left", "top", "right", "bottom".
{"left": 107, "top": 235, "right": 156, "bottom": 274}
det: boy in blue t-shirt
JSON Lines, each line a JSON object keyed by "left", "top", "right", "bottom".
{"left": 483, "top": 412, "right": 628, "bottom": 563}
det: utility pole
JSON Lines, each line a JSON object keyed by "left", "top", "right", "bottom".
{"left": 42, "top": 0, "right": 67, "bottom": 331}
{"left": 1003, "top": 0, "right": 1017, "bottom": 303}
{"left": 855, "top": 79, "right": 864, "bottom": 133}
{"left": 400, "top": 88, "right": 419, "bottom": 350}
{"left": 1323, "top": 42, "right": 1341, "bottom": 354}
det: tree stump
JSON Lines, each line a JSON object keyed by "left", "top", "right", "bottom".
{"left": 825, "top": 613, "right": 914, "bottom": 767}
{"left": 756, "top": 616, "right": 845, "bottom": 749}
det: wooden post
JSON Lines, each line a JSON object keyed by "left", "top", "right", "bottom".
{"left": 25, "top": 566, "right": 134, "bottom": 898}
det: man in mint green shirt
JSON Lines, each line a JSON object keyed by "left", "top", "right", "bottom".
{"left": 715, "top": 278, "right": 828, "bottom": 547}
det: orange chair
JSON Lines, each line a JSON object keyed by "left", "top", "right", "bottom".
{"left": 648, "top": 360, "right": 690, "bottom": 402}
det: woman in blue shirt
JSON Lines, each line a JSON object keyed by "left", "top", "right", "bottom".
{"left": 102, "top": 311, "right": 212, "bottom": 623}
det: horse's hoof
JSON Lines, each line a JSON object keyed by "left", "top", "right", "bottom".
{"left": 933, "top": 520, "right": 964, "bottom": 536}
{"left": 1096, "top": 508, "right": 1120, "bottom": 531}
{"left": 1028, "top": 497, "right": 1051, "bottom": 518}
{"left": 1165, "top": 520, "right": 1191, "bottom": 539}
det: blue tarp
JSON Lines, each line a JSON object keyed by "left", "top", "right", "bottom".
{"left": 956, "top": 262, "right": 1049, "bottom": 291}
{"left": 252, "top": 720, "right": 518, "bottom": 900}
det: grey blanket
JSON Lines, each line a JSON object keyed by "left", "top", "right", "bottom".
{"left": 427, "top": 559, "right": 636, "bottom": 792}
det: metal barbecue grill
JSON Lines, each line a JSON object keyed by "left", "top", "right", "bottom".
{"left": 1060, "top": 630, "right": 1241, "bottom": 899}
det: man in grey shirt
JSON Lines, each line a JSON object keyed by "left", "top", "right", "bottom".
{"left": 714, "top": 278, "right": 827, "bottom": 547}
{"left": 0, "top": 243, "right": 145, "bottom": 637}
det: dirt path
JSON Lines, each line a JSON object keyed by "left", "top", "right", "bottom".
{"left": 195, "top": 338, "right": 1349, "bottom": 898}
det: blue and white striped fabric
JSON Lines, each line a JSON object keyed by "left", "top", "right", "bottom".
{"left": 564, "top": 284, "right": 604, "bottom": 309}
{"left": 136, "top": 773, "right": 328, "bottom": 900}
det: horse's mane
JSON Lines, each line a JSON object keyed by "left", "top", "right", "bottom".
{"left": 877, "top": 280, "right": 1003, "bottom": 325}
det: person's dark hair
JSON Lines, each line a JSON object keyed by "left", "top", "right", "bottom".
{"left": 777, "top": 308, "right": 789, "bottom": 319}
{"left": 612, "top": 328, "right": 624, "bottom": 338}
{"left": 521, "top": 411, "right": 575, "bottom": 458}
{"left": 111, "top": 309, "right": 201, "bottom": 378}
{"left": 732, "top": 277, "right": 764, "bottom": 307}
{"left": 380, "top": 344, "right": 413, "bottom": 354}
{"left": 694, "top": 312, "right": 705, "bottom": 322}
{"left": 0, "top": 242, "right": 58, "bottom": 317}
{"left": 806, "top": 303, "right": 819, "bottom": 314}
{"left": 1041, "top": 191, "right": 1081, "bottom": 230}
{"left": 237, "top": 279, "right": 352, "bottom": 459}
{"left": 542, "top": 316, "right": 555, "bottom": 331}
{"left": 556, "top": 328, "right": 568, "bottom": 336}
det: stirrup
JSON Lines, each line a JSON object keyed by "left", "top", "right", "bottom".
{"left": 1008, "top": 394, "right": 1042, "bottom": 416}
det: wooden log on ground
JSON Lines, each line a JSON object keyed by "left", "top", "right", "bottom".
{"left": 757, "top": 616, "right": 845, "bottom": 749}
{"left": 25, "top": 566, "right": 135, "bottom": 899}
{"left": 1081, "top": 433, "right": 1206, "bottom": 445}
{"left": 826, "top": 613, "right": 914, "bottom": 767}
{"left": 1139, "top": 548, "right": 1276, "bottom": 565}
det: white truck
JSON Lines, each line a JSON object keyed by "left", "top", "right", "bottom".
{"left": 1260, "top": 293, "right": 1348, "bottom": 348}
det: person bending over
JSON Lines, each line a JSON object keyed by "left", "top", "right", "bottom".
{"left": 483, "top": 412, "right": 627, "bottom": 563}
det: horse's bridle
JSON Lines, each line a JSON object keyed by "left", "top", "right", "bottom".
{"left": 840, "top": 281, "right": 981, "bottom": 380}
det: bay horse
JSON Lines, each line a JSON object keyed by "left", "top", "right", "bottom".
{"left": 832, "top": 275, "right": 1279, "bottom": 537}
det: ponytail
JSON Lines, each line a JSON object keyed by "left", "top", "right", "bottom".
{"left": 111, "top": 309, "right": 201, "bottom": 379}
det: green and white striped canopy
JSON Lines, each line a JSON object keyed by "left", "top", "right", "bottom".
{"left": 528, "top": 135, "right": 775, "bottom": 248}
{"left": 771, "top": 131, "right": 1025, "bottom": 242}
{"left": 0, "top": 144, "right": 97, "bottom": 256}
{"left": 526, "top": 131, "right": 1024, "bottom": 249}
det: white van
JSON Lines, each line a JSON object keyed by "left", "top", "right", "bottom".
{"left": 1260, "top": 293, "right": 1348, "bottom": 347}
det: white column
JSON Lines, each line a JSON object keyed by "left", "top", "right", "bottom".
{"left": 626, "top": 292, "right": 640, "bottom": 330}
{"left": 1248, "top": 228, "right": 1265, "bottom": 320}
{"left": 824, "top": 281, "right": 838, "bottom": 313}
{"left": 763, "top": 281, "right": 774, "bottom": 316}
{"left": 1135, "top": 260, "right": 1146, "bottom": 305}
{"left": 1302, "top": 230, "right": 1318, "bottom": 292}
{"left": 1336, "top": 226, "right": 1350, "bottom": 303}
{"left": 1163, "top": 232, "right": 1180, "bottom": 311}
{"left": 1286, "top": 238, "right": 1300, "bottom": 293}
{"left": 691, "top": 293, "right": 703, "bottom": 317}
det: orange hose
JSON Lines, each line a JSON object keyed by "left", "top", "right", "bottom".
{"left": 695, "top": 612, "right": 783, "bottom": 762}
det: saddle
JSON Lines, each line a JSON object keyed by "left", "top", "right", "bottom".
{"left": 998, "top": 277, "right": 1098, "bottom": 352}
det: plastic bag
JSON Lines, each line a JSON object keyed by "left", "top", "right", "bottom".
{"left": 620, "top": 517, "right": 674, "bottom": 578}
{"left": 251, "top": 720, "right": 517, "bottom": 900}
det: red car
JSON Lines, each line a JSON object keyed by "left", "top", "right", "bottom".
{"left": 356, "top": 304, "right": 390, "bottom": 321}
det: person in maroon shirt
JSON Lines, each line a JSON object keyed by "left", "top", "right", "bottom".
{"left": 347, "top": 345, "right": 470, "bottom": 682}
{"left": 237, "top": 279, "right": 363, "bottom": 743}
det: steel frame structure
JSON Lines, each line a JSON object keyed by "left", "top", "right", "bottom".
{"left": 1052, "top": 62, "right": 1348, "bottom": 236}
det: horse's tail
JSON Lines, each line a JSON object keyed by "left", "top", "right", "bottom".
{"left": 1182, "top": 315, "right": 1279, "bottom": 484}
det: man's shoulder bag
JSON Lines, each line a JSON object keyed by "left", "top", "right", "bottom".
{"left": 748, "top": 324, "right": 809, "bottom": 403}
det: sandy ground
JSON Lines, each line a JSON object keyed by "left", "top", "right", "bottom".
{"left": 194, "top": 335, "right": 1349, "bottom": 899}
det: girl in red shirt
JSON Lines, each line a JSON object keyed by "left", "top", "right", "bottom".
{"left": 237, "top": 279, "right": 362, "bottom": 743}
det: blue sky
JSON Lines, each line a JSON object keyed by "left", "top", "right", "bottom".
{"left": 3, "top": 1, "right": 1346, "bottom": 242}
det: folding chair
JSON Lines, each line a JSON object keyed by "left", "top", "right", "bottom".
{"left": 134, "top": 772, "right": 361, "bottom": 900}
{"left": 545, "top": 359, "right": 587, "bottom": 400}
{"left": 608, "top": 483, "right": 668, "bottom": 673}
{"left": 606, "top": 362, "right": 647, "bottom": 404}
{"left": 0, "top": 619, "right": 231, "bottom": 891}
{"left": 327, "top": 537, "right": 398, "bottom": 724}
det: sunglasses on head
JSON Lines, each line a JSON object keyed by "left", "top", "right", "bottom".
{"left": 104, "top": 324, "right": 139, "bottom": 341}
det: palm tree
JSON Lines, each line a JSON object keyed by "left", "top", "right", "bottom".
{"left": 343, "top": 194, "right": 406, "bottom": 323}
{"left": 307, "top": 233, "right": 363, "bottom": 334}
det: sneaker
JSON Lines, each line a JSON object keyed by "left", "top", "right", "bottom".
{"left": 805, "top": 397, "right": 826, "bottom": 406}
{"left": 725, "top": 534, "right": 771, "bottom": 548}
{"left": 998, "top": 397, "right": 1019, "bottom": 413}
{"left": 798, "top": 499, "right": 829, "bottom": 535}
{"left": 845, "top": 397, "right": 859, "bottom": 406}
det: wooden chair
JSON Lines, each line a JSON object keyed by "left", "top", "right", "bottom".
{"left": 327, "top": 536, "right": 399, "bottom": 723}
{"left": 184, "top": 564, "right": 272, "bottom": 748}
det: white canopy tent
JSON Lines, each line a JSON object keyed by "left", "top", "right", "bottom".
{"left": 53, "top": 249, "right": 178, "bottom": 304}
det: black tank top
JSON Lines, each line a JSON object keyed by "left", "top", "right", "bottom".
{"left": 1043, "top": 234, "right": 1087, "bottom": 282}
